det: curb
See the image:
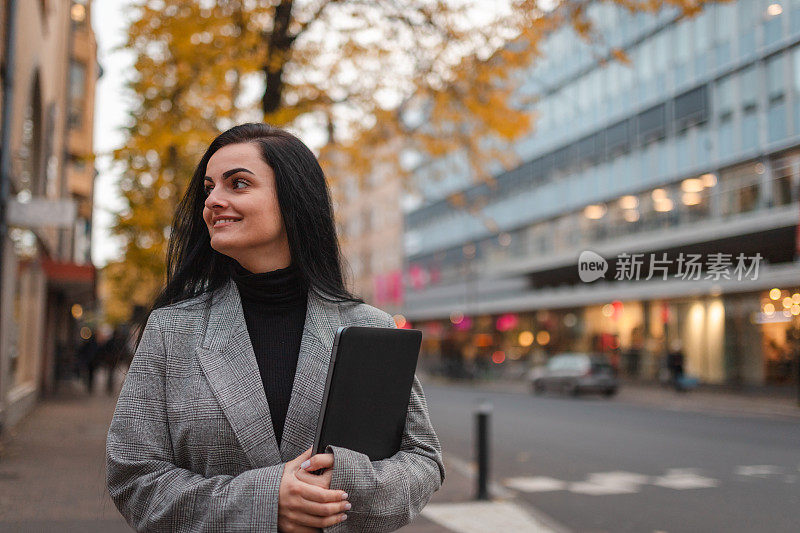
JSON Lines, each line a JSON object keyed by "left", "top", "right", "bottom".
{"left": 420, "top": 374, "right": 800, "bottom": 420}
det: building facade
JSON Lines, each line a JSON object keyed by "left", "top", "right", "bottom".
{"left": 0, "top": 0, "right": 99, "bottom": 434}
{"left": 328, "top": 143, "right": 407, "bottom": 317}
{"left": 402, "top": 1, "right": 800, "bottom": 387}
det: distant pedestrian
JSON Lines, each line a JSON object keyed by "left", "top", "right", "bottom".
{"left": 75, "top": 331, "right": 100, "bottom": 394}
{"left": 666, "top": 340, "right": 685, "bottom": 391}
{"left": 624, "top": 347, "right": 641, "bottom": 378}
{"left": 98, "top": 325, "right": 132, "bottom": 396}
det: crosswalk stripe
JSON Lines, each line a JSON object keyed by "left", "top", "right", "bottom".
{"left": 735, "top": 465, "right": 781, "bottom": 477}
{"left": 568, "top": 481, "right": 639, "bottom": 495}
{"left": 505, "top": 469, "right": 720, "bottom": 495}
{"left": 504, "top": 477, "right": 567, "bottom": 492}
{"left": 421, "top": 501, "right": 560, "bottom": 533}
{"left": 652, "top": 470, "right": 719, "bottom": 490}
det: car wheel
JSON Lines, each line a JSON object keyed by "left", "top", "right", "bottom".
{"left": 532, "top": 381, "right": 545, "bottom": 395}
{"left": 565, "top": 381, "right": 580, "bottom": 397}
{"left": 602, "top": 388, "right": 618, "bottom": 398}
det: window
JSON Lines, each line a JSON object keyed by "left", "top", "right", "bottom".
{"left": 738, "top": 0, "right": 757, "bottom": 56}
{"left": 770, "top": 153, "right": 800, "bottom": 206}
{"left": 577, "top": 135, "right": 598, "bottom": 163}
{"left": 713, "top": 3, "right": 734, "bottom": 66}
{"left": 371, "top": 250, "right": 382, "bottom": 273}
{"left": 715, "top": 76, "right": 734, "bottom": 120}
{"left": 693, "top": 11, "right": 712, "bottom": 52}
{"left": 639, "top": 42, "right": 654, "bottom": 82}
{"left": 68, "top": 60, "right": 86, "bottom": 129}
{"left": 674, "top": 85, "right": 709, "bottom": 130}
{"left": 714, "top": 3, "right": 734, "bottom": 42}
{"left": 772, "top": 163, "right": 796, "bottom": 206}
{"left": 792, "top": 0, "right": 800, "bottom": 35}
{"left": 362, "top": 250, "right": 372, "bottom": 275}
{"left": 739, "top": 65, "right": 758, "bottom": 110}
{"left": 351, "top": 255, "right": 362, "bottom": 277}
{"left": 588, "top": 70, "right": 601, "bottom": 122}
{"left": 674, "top": 21, "right": 691, "bottom": 85}
{"left": 675, "top": 130, "right": 690, "bottom": 172}
{"left": 619, "top": 61, "right": 634, "bottom": 99}
{"left": 371, "top": 208, "right": 382, "bottom": 229}
{"left": 763, "top": 0, "right": 784, "bottom": 46}
{"left": 742, "top": 110, "right": 759, "bottom": 151}
{"left": 637, "top": 104, "right": 666, "bottom": 142}
{"left": 348, "top": 213, "right": 363, "bottom": 237}
{"left": 653, "top": 30, "right": 670, "bottom": 74}
{"left": 792, "top": 46, "right": 800, "bottom": 134}
{"left": 719, "top": 162, "right": 761, "bottom": 216}
{"left": 766, "top": 54, "right": 787, "bottom": 142}
{"left": 766, "top": 54, "right": 786, "bottom": 101}
{"left": 675, "top": 21, "right": 691, "bottom": 64}
{"left": 719, "top": 119, "right": 735, "bottom": 157}
{"left": 695, "top": 125, "right": 712, "bottom": 166}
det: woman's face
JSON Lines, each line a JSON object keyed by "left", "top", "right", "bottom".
{"left": 202, "top": 142, "right": 291, "bottom": 272}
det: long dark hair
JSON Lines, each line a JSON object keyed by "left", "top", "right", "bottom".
{"left": 132, "top": 123, "right": 363, "bottom": 350}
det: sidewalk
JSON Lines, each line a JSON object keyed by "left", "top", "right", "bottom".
{"left": 0, "top": 368, "right": 558, "bottom": 532}
{"left": 423, "top": 374, "right": 800, "bottom": 421}
{"left": 0, "top": 369, "right": 131, "bottom": 532}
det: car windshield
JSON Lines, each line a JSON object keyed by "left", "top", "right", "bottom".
{"left": 548, "top": 354, "right": 589, "bottom": 370}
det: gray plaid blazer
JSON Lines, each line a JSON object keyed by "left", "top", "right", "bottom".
{"left": 106, "top": 278, "right": 444, "bottom": 532}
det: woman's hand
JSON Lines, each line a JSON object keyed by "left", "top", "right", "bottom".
{"left": 295, "top": 450, "right": 335, "bottom": 489}
{"left": 278, "top": 447, "right": 350, "bottom": 532}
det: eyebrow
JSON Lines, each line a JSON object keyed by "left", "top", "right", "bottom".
{"left": 204, "top": 168, "right": 254, "bottom": 182}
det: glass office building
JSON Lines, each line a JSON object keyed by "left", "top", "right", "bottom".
{"left": 402, "top": 1, "right": 800, "bottom": 387}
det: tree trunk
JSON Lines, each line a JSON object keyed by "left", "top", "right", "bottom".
{"left": 262, "top": 0, "right": 293, "bottom": 115}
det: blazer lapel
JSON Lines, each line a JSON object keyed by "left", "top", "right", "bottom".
{"left": 197, "top": 278, "right": 281, "bottom": 469}
{"left": 279, "top": 289, "right": 341, "bottom": 461}
{"left": 197, "top": 278, "right": 342, "bottom": 469}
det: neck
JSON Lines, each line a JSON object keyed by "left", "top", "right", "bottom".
{"left": 232, "top": 253, "right": 291, "bottom": 274}
{"left": 229, "top": 259, "right": 307, "bottom": 307}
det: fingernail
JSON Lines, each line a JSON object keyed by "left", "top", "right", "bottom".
{"left": 340, "top": 514, "right": 348, "bottom": 522}
{"left": 341, "top": 493, "right": 349, "bottom": 500}
{"left": 300, "top": 460, "right": 310, "bottom": 470}
{"left": 344, "top": 503, "right": 352, "bottom": 510}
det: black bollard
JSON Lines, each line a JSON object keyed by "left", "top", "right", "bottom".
{"left": 475, "top": 402, "right": 491, "bottom": 500}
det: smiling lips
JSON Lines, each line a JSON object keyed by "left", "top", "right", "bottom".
{"left": 213, "top": 218, "right": 241, "bottom": 228}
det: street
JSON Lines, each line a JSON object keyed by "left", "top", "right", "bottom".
{"left": 1, "top": 373, "right": 798, "bottom": 532}
{"left": 423, "top": 382, "right": 800, "bottom": 533}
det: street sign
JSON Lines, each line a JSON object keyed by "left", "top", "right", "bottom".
{"left": 6, "top": 197, "right": 77, "bottom": 228}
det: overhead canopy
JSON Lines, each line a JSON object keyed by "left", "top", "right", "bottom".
{"left": 42, "top": 257, "right": 96, "bottom": 303}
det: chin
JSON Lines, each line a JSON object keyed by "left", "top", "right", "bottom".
{"left": 209, "top": 238, "right": 237, "bottom": 256}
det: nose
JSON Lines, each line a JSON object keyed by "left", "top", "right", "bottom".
{"left": 204, "top": 185, "right": 228, "bottom": 210}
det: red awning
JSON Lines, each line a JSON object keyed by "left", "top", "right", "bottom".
{"left": 42, "top": 257, "right": 95, "bottom": 283}
{"left": 42, "top": 257, "right": 96, "bottom": 301}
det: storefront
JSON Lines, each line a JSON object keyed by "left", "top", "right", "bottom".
{"left": 757, "top": 287, "right": 800, "bottom": 385}
{"left": 414, "top": 287, "right": 799, "bottom": 388}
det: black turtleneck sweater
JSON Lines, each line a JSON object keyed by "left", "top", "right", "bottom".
{"left": 229, "top": 260, "right": 309, "bottom": 447}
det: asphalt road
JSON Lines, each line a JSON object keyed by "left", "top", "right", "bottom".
{"left": 423, "top": 382, "right": 800, "bottom": 533}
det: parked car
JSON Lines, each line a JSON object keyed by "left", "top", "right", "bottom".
{"left": 527, "top": 353, "right": 618, "bottom": 397}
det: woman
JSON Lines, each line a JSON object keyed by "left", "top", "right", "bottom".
{"left": 106, "top": 123, "right": 444, "bottom": 532}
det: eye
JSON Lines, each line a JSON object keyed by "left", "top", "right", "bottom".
{"left": 203, "top": 178, "right": 248, "bottom": 197}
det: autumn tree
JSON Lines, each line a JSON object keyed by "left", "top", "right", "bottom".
{"left": 103, "top": 0, "right": 723, "bottom": 323}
